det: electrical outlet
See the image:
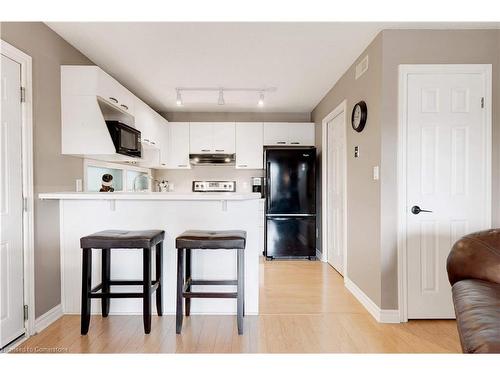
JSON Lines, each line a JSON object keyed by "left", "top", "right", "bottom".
{"left": 354, "top": 146, "right": 360, "bottom": 158}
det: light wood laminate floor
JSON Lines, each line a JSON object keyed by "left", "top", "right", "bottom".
{"left": 13, "top": 259, "right": 461, "bottom": 353}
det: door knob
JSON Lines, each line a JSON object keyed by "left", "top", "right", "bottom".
{"left": 411, "top": 205, "right": 433, "bottom": 215}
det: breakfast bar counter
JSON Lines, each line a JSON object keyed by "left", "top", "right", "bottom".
{"left": 39, "top": 192, "right": 263, "bottom": 316}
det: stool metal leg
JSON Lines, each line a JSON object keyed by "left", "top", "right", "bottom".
{"left": 155, "top": 242, "right": 163, "bottom": 316}
{"left": 176, "top": 248, "right": 184, "bottom": 334}
{"left": 101, "top": 248, "right": 110, "bottom": 317}
{"left": 81, "top": 248, "right": 92, "bottom": 335}
{"left": 237, "top": 248, "right": 244, "bottom": 335}
{"left": 143, "top": 247, "right": 152, "bottom": 334}
{"left": 185, "top": 248, "right": 191, "bottom": 316}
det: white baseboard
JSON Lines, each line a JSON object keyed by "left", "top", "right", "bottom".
{"left": 34, "top": 304, "right": 63, "bottom": 333}
{"left": 344, "top": 277, "right": 400, "bottom": 323}
{"left": 315, "top": 248, "right": 324, "bottom": 261}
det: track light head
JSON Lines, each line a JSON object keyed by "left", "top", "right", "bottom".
{"left": 176, "top": 90, "right": 183, "bottom": 106}
{"left": 258, "top": 92, "right": 265, "bottom": 107}
{"left": 218, "top": 89, "right": 225, "bottom": 105}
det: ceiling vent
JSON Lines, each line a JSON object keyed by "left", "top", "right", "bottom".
{"left": 355, "top": 55, "right": 369, "bottom": 80}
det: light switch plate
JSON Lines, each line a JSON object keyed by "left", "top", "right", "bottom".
{"left": 373, "top": 166, "right": 380, "bottom": 181}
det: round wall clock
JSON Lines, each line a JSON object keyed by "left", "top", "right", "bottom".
{"left": 351, "top": 101, "right": 367, "bottom": 132}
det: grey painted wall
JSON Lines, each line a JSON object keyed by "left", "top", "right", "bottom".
{"left": 312, "top": 29, "right": 500, "bottom": 310}
{"left": 1, "top": 22, "right": 93, "bottom": 318}
{"left": 312, "top": 33, "right": 384, "bottom": 306}
{"left": 379, "top": 29, "right": 500, "bottom": 309}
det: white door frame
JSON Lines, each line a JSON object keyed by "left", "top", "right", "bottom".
{"left": 1, "top": 40, "right": 35, "bottom": 338}
{"left": 397, "top": 64, "right": 492, "bottom": 322}
{"left": 321, "top": 100, "right": 348, "bottom": 278}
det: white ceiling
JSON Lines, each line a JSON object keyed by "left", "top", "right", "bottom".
{"left": 47, "top": 22, "right": 499, "bottom": 113}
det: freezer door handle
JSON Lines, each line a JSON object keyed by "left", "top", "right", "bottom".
{"left": 266, "top": 214, "right": 316, "bottom": 217}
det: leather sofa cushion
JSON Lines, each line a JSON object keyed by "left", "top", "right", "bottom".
{"left": 176, "top": 230, "right": 246, "bottom": 250}
{"left": 452, "top": 279, "right": 500, "bottom": 353}
{"left": 81, "top": 230, "right": 165, "bottom": 249}
{"left": 448, "top": 229, "right": 500, "bottom": 286}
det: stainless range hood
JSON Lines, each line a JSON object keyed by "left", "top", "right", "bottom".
{"left": 189, "top": 153, "right": 236, "bottom": 166}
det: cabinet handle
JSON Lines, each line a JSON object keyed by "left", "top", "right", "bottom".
{"left": 144, "top": 139, "right": 150, "bottom": 143}
{"left": 277, "top": 141, "right": 286, "bottom": 145}
{"left": 215, "top": 149, "right": 225, "bottom": 152}
{"left": 109, "top": 97, "right": 118, "bottom": 104}
{"left": 201, "top": 149, "right": 211, "bottom": 152}
{"left": 178, "top": 164, "right": 187, "bottom": 168}
{"left": 150, "top": 141, "right": 156, "bottom": 145}
{"left": 291, "top": 142, "right": 300, "bottom": 145}
{"left": 120, "top": 104, "right": 129, "bottom": 110}
{"left": 238, "top": 165, "right": 248, "bottom": 168}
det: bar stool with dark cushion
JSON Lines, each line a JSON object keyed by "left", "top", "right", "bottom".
{"left": 80, "top": 229, "right": 165, "bottom": 335}
{"left": 175, "top": 230, "right": 246, "bottom": 335}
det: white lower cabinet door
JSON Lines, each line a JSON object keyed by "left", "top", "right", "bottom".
{"left": 235, "top": 122, "right": 263, "bottom": 169}
{"left": 167, "top": 123, "right": 191, "bottom": 169}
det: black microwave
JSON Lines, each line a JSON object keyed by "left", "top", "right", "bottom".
{"left": 105, "top": 121, "right": 142, "bottom": 158}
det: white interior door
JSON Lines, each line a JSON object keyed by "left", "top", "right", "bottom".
{"left": 327, "top": 112, "right": 346, "bottom": 275}
{"left": 406, "top": 69, "right": 490, "bottom": 319}
{"left": 1, "top": 54, "right": 25, "bottom": 347}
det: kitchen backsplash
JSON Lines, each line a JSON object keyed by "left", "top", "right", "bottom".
{"left": 153, "top": 167, "right": 263, "bottom": 193}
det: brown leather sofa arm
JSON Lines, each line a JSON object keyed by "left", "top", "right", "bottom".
{"left": 447, "top": 228, "right": 500, "bottom": 286}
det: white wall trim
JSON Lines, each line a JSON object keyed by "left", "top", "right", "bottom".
{"left": 345, "top": 278, "right": 399, "bottom": 323}
{"left": 34, "top": 304, "right": 63, "bottom": 334}
{"left": 397, "top": 64, "right": 492, "bottom": 322}
{"left": 1, "top": 40, "right": 36, "bottom": 337}
{"left": 315, "top": 248, "right": 324, "bottom": 261}
{"left": 321, "top": 100, "right": 348, "bottom": 276}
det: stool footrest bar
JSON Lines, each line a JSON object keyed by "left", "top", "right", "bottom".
{"left": 189, "top": 279, "right": 238, "bottom": 286}
{"left": 182, "top": 291, "right": 238, "bottom": 298}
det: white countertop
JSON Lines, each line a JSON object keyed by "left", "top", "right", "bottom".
{"left": 38, "top": 191, "right": 263, "bottom": 201}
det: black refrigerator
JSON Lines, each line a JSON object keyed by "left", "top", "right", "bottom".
{"left": 264, "top": 147, "right": 316, "bottom": 259}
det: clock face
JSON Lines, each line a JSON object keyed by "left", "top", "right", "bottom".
{"left": 353, "top": 105, "right": 362, "bottom": 128}
{"left": 351, "top": 101, "right": 367, "bottom": 132}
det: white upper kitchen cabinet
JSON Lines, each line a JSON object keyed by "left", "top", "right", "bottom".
{"left": 62, "top": 65, "right": 135, "bottom": 117}
{"left": 235, "top": 122, "right": 264, "bottom": 169}
{"left": 158, "top": 123, "right": 170, "bottom": 168}
{"left": 189, "top": 122, "right": 235, "bottom": 154}
{"left": 189, "top": 123, "right": 213, "bottom": 153}
{"left": 263, "top": 122, "right": 315, "bottom": 146}
{"left": 134, "top": 98, "right": 160, "bottom": 148}
{"left": 166, "top": 123, "right": 191, "bottom": 169}
{"left": 212, "top": 123, "right": 235, "bottom": 153}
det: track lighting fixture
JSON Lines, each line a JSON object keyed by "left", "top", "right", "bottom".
{"left": 174, "top": 87, "right": 276, "bottom": 107}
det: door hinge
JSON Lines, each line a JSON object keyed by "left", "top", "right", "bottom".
{"left": 481, "top": 97, "right": 484, "bottom": 108}
{"left": 20, "top": 87, "right": 26, "bottom": 103}
{"left": 24, "top": 305, "right": 29, "bottom": 321}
